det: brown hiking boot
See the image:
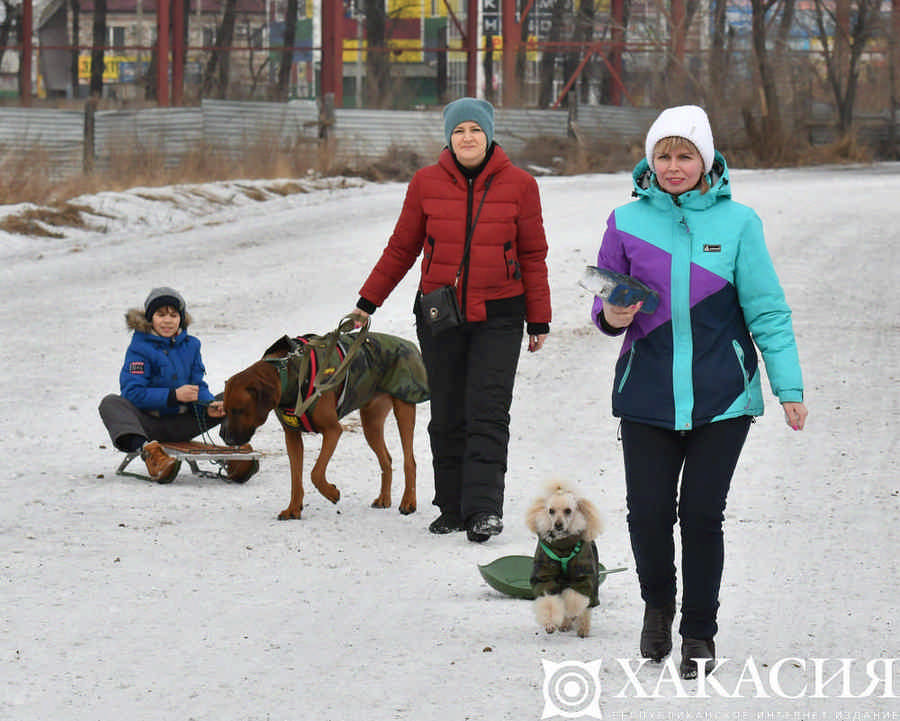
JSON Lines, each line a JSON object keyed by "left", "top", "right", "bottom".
{"left": 141, "top": 441, "right": 181, "bottom": 483}
{"left": 226, "top": 445, "right": 259, "bottom": 483}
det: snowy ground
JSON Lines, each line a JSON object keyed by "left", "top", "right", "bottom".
{"left": 1, "top": 165, "right": 897, "bottom": 720}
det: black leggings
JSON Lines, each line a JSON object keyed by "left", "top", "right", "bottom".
{"left": 620, "top": 416, "right": 752, "bottom": 640}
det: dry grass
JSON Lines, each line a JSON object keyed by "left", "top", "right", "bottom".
{"left": 0, "top": 134, "right": 323, "bottom": 208}
{"left": 0, "top": 203, "right": 94, "bottom": 238}
{"left": 797, "top": 133, "right": 874, "bottom": 165}
{"left": 0, "top": 128, "right": 886, "bottom": 235}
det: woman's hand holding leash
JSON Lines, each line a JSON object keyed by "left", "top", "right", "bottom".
{"left": 350, "top": 309, "right": 370, "bottom": 329}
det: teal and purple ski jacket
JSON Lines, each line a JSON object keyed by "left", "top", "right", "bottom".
{"left": 592, "top": 153, "right": 803, "bottom": 431}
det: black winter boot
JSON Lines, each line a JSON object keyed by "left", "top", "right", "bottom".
{"left": 680, "top": 637, "right": 716, "bottom": 679}
{"left": 465, "top": 513, "right": 503, "bottom": 543}
{"left": 639, "top": 602, "right": 676, "bottom": 661}
{"left": 428, "top": 512, "right": 464, "bottom": 534}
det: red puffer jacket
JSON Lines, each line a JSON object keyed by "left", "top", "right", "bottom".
{"left": 359, "top": 145, "right": 551, "bottom": 327}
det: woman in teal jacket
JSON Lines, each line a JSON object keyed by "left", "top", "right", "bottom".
{"left": 591, "top": 106, "right": 807, "bottom": 679}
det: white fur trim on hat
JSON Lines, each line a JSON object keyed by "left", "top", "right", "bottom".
{"left": 645, "top": 105, "right": 715, "bottom": 173}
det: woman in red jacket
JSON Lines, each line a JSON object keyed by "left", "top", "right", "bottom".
{"left": 353, "top": 97, "right": 552, "bottom": 542}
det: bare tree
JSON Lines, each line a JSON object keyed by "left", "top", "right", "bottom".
{"left": 90, "top": 0, "right": 107, "bottom": 97}
{"left": 0, "top": 0, "right": 19, "bottom": 70}
{"left": 364, "top": 0, "right": 389, "bottom": 107}
{"left": 69, "top": 0, "right": 80, "bottom": 95}
{"left": 658, "top": 0, "right": 702, "bottom": 102}
{"left": 243, "top": 18, "right": 269, "bottom": 98}
{"left": 746, "top": 0, "right": 789, "bottom": 161}
{"left": 201, "top": 0, "right": 238, "bottom": 98}
{"left": 180, "top": 0, "right": 192, "bottom": 75}
{"left": 538, "top": 0, "right": 570, "bottom": 107}
{"left": 808, "top": 0, "right": 883, "bottom": 133}
{"left": 576, "top": 0, "right": 595, "bottom": 104}
{"left": 708, "top": 0, "right": 733, "bottom": 103}
{"left": 276, "top": 0, "right": 298, "bottom": 100}
{"left": 892, "top": 0, "right": 900, "bottom": 153}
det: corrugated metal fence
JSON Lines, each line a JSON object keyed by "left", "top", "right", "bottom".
{"left": 93, "top": 107, "right": 204, "bottom": 173}
{"left": 5, "top": 99, "right": 893, "bottom": 182}
{"left": 0, "top": 100, "right": 665, "bottom": 180}
{"left": 0, "top": 107, "right": 85, "bottom": 179}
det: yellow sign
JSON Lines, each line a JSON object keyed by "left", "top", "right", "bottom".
{"left": 78, "top": 54, "right": 135, "bottom": 82}
{"left": 343, "top": 39, "right": 423, "bottom": 64}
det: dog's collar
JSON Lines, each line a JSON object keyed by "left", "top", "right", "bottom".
{"left": 261, "top": 338, "right": 308, "bottom": 401}
{"left": 264, "top": 338, "right": 319, "bottom": 432}
{"left": 540, "top": 540, "right": 583, "bottom": 574}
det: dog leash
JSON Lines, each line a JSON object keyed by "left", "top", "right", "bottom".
{"left": 291, "top": 314, "right": 371, "bottom": 419}
{"left": 190, "top": 401, "right": 229, "bottom": 477}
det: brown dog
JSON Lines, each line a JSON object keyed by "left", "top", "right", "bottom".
{"left": 221, "top": 330, "right": 429, "bottom": 520}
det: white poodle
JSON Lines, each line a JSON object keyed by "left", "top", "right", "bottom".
{"left": 525, "top": 480, "right": 604, "bottom": 638}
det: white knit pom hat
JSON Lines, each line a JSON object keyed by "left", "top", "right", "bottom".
{"left": 645, "top": 105, "right": 715, "bottom": 173}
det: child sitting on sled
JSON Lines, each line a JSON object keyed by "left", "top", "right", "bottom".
{"left": 98, "top": 287, "right": 258, "bottom": 483}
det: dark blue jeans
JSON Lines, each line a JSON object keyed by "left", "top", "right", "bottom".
{"left": 415, "top": 308, "right": 524, "bottom": 522}
{"left": 620, "top": 416, "right": 752, "bottom": 640}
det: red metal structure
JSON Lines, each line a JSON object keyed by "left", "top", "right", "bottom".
{"left": 610, "top": 0, "right": 624, "bottom": 106}
{"left": 157, "top": 0, "right": 169, "bottom": 105}
{"left": 320, "top": 0, "right": 344, "bottom": 107}
{"left": 501, "top": 0, "right": 518, "bottom": 106}
{"left": 172, "top": 0, "right": 185, "bottom": 105}
{"left": 21, "top": 0, "right": 33, "bottom": 105}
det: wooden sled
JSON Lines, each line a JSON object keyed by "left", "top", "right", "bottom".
{"left": 116, "top": 441, "right": 261, "bottom": 481}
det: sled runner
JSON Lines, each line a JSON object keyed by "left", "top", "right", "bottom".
{"left": 116, "top": 441, "right": 262, "bottom": 481}
{"left": 579, "top": 265, "right": 660, "bottom": 314}
{"left": 478, "top": 555, "right": 627, "bottom": 600}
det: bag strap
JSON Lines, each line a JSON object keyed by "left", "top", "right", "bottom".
{"left": 455, "top": 174, "right": 494, "bottom": 288}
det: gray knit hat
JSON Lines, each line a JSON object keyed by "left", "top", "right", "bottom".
{"left": 144, "top": 287, "right": 186, "bottom": 324}
{"left": 442, "top": 97, "right": 495, "bottom": 148}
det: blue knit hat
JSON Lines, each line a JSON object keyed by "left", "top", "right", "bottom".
{"left": 442, "top": 97, "right": 495, "bottom": 148}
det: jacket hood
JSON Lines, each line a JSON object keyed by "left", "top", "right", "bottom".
{"left": 125, "top": 308, "right": 193, "bottom": 334}
{"left": 631, "top": 149, "right": 731, "bottom": 209}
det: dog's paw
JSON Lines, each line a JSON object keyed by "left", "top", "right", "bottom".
{"left": 576, "top": 613, "right": 591, "bottom": 638}
{"left": 318, "top": 484, "right": 340, "bottom": 504}
{"left": 371, "top": 494, "right": 391, "bottom": 509}
{"left": 277, "top": 505, "right": 303, "bottom": 520}
{"left": 559, "top": 619, "right": 573, "bottom": 632}
{"left": 398, "top": 494, "right": 416, "bottom": 515}
{"left": 544, "top": 624, "right": 558, "bottom": 634}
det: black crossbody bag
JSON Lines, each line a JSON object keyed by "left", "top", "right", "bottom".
{"left": 419, "top": 176, "right": 493, "bottom": 336}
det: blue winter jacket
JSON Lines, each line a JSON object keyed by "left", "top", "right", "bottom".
{"left": 119, "top": 309, "right": 215, "bottom": 415}
{"left": 592, "top": 152, "right": 804, "bottom": 431}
